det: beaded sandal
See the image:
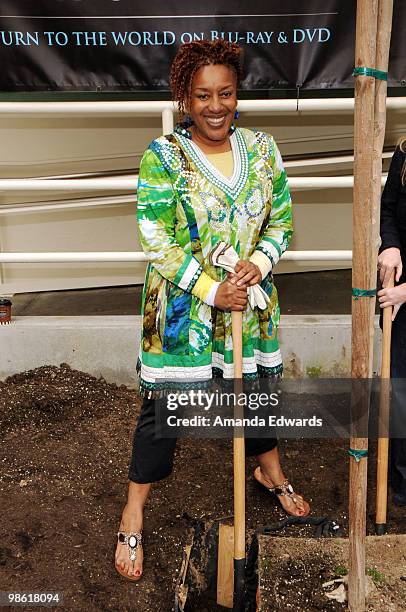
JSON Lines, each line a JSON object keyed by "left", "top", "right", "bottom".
{"left": 115, "top": 530, "right": 143, "bottom": 581}
{"left": 254, "top": 467, "right": 310, "bottom": 517}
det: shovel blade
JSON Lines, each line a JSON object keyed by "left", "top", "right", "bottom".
{"left": 217, "top": 523, "right": 234, "bottom": 608}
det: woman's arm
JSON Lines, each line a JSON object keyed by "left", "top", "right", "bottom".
{"left": 380, "top": 146, "right": 403, "bottom": 252}
{"left": 137, "top": 147, "right": 217, "bottom": 303}
{"left": 249, "top": 136, "right": 293, "bottom": 278}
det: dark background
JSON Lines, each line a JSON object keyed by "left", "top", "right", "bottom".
{"left": 0, "top": 0, "right": 404, "bottom": 92}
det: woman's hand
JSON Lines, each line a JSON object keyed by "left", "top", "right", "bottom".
{"left": 378, "top": 247, "right": 403, "bottom": 287}
{"left": 377, "top": 283, "right": 406, "bottom": 321}
{"left": 229, "top": 260, "right": 262, "bottom": 287}
{"left": 214, "top": 279, "right": 248, "bottom": 311}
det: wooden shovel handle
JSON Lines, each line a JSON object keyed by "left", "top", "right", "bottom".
{"left": 231, "top": 311, "right": 243, "bottom": 379}
{"left": 231, "top": 310, "right": 245, "bottom": 562}
{"left": 375, "top": 271, "right": 394, "bottom": 530}
{"left": 381, "top": 273, "right": 394, "bottom": 378}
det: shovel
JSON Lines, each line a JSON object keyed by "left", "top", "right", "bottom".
{"left": 206, "top": 314, "right": 245, "bottom": 611}
{"left": 375, "top": 270, "right": 394, "bottom": 535}
{"left": 210, "top": 243, "right": 270, "bottom": 610}
{"left": 174, "top": 243, "right": 270, "bottom": 611}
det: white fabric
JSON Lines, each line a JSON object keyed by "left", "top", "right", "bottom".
{"left": 249, "top": 250, "right": 273, "bottom": 280}
{"left": 209, "top": 241, "right": 270, "bottom": 310}
{"left": 205, "top": 280, "right": 221, "bottom": 307}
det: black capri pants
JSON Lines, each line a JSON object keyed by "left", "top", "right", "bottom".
{"left": 129, "top": 396, "right": 278, "bottom": 484}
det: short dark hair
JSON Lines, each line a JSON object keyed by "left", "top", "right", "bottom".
{"left": 169, "top": 39, "right": 243, "bottom": 118}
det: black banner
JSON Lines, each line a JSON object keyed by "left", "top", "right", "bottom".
{"left": 0, "top": 1, "right": 405, "bottom": 92}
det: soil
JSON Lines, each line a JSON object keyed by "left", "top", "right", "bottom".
{"left": 0, "top": 364, "right": 405, "bottom": 612}
{"left": 257, "top": 535, "right": 406, "bottom": 611}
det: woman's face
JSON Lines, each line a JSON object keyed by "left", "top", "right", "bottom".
{"left": 188, "top": 63, "right": 238, "bottom": 144}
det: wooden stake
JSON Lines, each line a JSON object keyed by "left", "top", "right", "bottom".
{"left": 349, "top": 0, "right": 393, "bottom": 608}
{"left": 349, "top": 1, "right": 379, "bottom": 610}
{"left": 375, "top": 272, "right": 394, "bottom": 534}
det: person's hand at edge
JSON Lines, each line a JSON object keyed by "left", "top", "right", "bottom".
{"left": 378, "top": 283, "right": 406, "bottom": 321}
{"left": 378, "top": 247, "right": 403, "bottom": 287}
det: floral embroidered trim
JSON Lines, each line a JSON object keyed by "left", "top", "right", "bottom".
{"left": 174, "top": 129, "right": 249, "bottom": 201}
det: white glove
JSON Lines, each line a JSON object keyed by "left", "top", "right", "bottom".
{"left": 209, "top": 242, "right": 270, "bottom": 310}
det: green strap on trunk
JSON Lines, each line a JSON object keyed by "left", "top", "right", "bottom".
{"left": 353, "top": 66, "right": 388, "bottom": 81}
{"left": 352, "top": 288, "right": 377, "bottom": 300}
{"left": 348, "top": 449, "right": 368, "bottom": 462}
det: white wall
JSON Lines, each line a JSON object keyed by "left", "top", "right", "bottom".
{"left": 0, "top": 107, "right": 404, "bottom": 293}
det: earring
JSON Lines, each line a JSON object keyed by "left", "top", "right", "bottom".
{"left": 174, "top": 114, "right": 193, "bottom": 139}
{"left": 229, "top": 110, "right": 239, "bottom": 134}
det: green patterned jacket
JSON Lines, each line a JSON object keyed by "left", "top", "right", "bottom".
{"left": 136, "top": 127, "right": 293, "bottom": 396}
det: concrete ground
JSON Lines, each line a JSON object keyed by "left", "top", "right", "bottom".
{"left": 11, "top": 270, "right": 359, "bottom": 316}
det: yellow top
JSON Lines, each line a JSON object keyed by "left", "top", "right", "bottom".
{"left": 192, "top": 150, "right": 234, "bottom": 302}
{"left": 206, "top": 150, "right": 234, "bottom": 179}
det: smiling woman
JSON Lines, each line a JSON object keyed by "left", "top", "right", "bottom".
{"left": 184, "top": 63, "right": 237, "bottom": 151}
{"left": 170, "top": 39, "right": 242, "bottom": 131}
{"left": 114, "top": 38, "right": 311, "bottom": 582}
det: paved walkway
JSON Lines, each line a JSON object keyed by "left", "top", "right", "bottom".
{"left": 11, "top": 270, "right": 372, "bottom": 316}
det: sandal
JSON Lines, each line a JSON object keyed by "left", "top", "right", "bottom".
{"left": 254, "top": 467, "right": 310, "bottom": 517}
{"left": 115, "top": 530, "right": 143, "bottom": 581}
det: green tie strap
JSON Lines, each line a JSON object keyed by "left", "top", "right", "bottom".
{"left": 353, "top": 67, "right": 388, "bottom": 81}
{"left": 348, "top": 448, "right": 368, "bottom": 462}
{"left": 352, "top": 288, "right": 377, "bottom": 300}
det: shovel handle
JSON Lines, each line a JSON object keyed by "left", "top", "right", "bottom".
{"left": 231, "top": 310, "right": 245, "bottom": 610}
{"left": 231, "top": 311, "right": 243, "bottom": 379}
{"left": 231, "top": 310, "right": 245, "bottom": 561}
{"left": 381, "top": 272, "right": 394, "bottom": 378}
{"left": 375, "top": 271, "right": 394, "bottom": 533}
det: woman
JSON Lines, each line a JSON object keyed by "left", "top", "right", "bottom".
{"left": 378, "top": 138, "right": 406, "bottom": 507}
{"left": 115, "top": 39, "right": 310, "bottom": 581}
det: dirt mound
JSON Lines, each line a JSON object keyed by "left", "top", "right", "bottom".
{"left": 0, "top": 363, "right": 131, "bottom": 432}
